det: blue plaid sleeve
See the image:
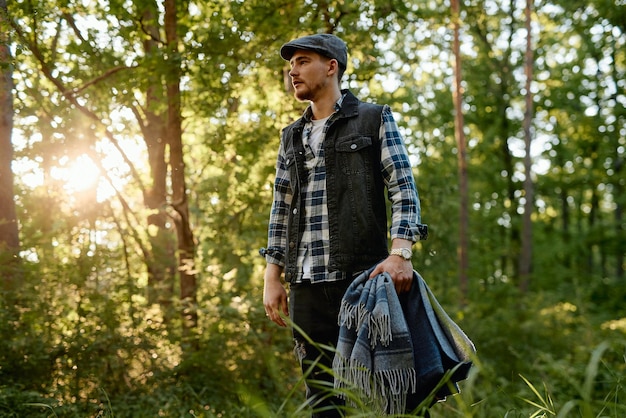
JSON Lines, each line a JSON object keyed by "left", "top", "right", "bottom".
{"left": 265, "top": 140, "right": 293, "bottom": 266}
{"left": 380, "top": 106, "right": 428, "bottom": 242}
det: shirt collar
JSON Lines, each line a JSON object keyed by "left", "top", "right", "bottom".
{"left": 303, "top": 93, "right": 347, "bottom": 122}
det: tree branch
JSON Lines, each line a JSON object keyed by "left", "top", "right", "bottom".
{"left": 69, "top": 65, "right": 139, "bottom": 95}
{"left": 10, "top": 17, "right": 148, "bottom": 198}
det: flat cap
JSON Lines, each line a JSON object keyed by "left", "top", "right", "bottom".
{"left": 280, "top": 34, "right": 348, "bottom": 69}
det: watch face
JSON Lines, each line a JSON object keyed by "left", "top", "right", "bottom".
{"left": 402, "top": 248, "right": 412, "bottom": 259}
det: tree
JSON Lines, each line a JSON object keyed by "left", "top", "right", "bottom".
{"left": 518, "top": 0, "right": 534, "bottom": 292}
{"left": 163, "top": 0, "right": 197, "bottom": 332}
{"left": 534, "top": 0, "right": 625, "bottom": 287}
{"left": 451, "top": 0, "right": 469, "bottom": 303}
{"left": 0, "top": 0, "right": 20, "bottom": 274}
{"left": 10, "top": 0, "right": 198, "bottom": 332}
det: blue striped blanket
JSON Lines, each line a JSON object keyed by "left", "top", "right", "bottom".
{"left": 332, "top": 268, "right": 475, "bottom": 415}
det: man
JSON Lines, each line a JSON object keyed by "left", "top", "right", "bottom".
{"left": 262, "top": 33, "right": 428, "bottom": 417}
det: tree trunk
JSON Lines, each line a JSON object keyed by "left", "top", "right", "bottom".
{"left": 139, "top": 3, "right": 176, "bottom": 317}
{"left": 519, "top": 0, "right": 534, "bottom": 293}
{"left": 609, "top": 47, "right": 625, "bottom": 280}
{"left": 0, "top": 0, "right": 20, "bottom": 285}
{"left": 451, "top": 0, "right": 469, "bottom": 304}
{"left": 164, "top": 0, "right": 198, "bottom": 333}
{"left": 614, "top": 158, "right": 624, "bottom": 280}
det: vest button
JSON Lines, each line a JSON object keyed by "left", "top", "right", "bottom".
{"left": 293, "top": 208, "right": 298, "bottom": 215}
{"left": 350, "top": 143, "right": 357, "bottom": 150}
{"left": 289, "top": 241, "right": 296, "bottom": 249}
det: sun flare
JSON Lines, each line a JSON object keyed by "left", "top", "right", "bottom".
{"left": 51, "top": 154, "right": 101, "bottom": 194}
{"left": 14, "top": 130, "right": 148, "bottom": 205}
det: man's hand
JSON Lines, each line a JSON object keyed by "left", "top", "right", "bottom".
{"left": 369, "top": 239, "right": 415, "bottom": 294}
{"left": 263, "top": 264, "right": 289, "bottom": 327}
{"left": 370, "top": 256, "right": 413, "bottom": 294}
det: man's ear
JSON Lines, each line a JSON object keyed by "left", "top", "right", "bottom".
{"left": 327, "top": 58, "right": 339, "bottom": 77}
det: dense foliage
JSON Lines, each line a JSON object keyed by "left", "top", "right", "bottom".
{"left": 1, "top": 0, "right": 624, "bottom": 416}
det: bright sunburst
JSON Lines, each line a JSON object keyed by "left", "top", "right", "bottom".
{"left": 51, "top": 154, "right": 101, "bottom": 194}
{"left": 14, "top": 134, "right": 146, "bottom": 204}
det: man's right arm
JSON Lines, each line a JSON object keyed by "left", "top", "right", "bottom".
{"left": 263, "top": 140, "right": 291, "bottom": 327}
{"left": 264, "top": 263, "right": 288, "bottom": 327}
{"left": 265, "top": 139, "right": 292, "bottom": 266}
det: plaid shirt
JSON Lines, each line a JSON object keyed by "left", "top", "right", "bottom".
{"left": 266, "top": 97, "right": 425, "bottom": 283}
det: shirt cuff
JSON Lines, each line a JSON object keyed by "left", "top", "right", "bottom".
{"left": 391, "top": 224, "right": 429, "bottom": 243}
{"left": 259, "top": 247, "right": 286, "bottom": 267}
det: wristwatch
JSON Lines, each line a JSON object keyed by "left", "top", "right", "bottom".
{"left": 390, "top": 247, "right": 412, "bottom": 260}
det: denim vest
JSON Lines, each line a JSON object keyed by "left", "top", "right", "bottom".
{"left": 281, "top": 91, "right": 388, "bottom": 282}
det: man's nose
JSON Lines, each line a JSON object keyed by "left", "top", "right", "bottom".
{"left": 288, "top": 67, "right": 297, "bottom": 77}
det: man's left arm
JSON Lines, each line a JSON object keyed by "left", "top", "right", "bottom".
{"left": 369, "top": 106, "right": 427, "bottom": 293}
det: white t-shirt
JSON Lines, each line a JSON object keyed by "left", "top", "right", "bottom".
{"left": 301, "top": 115, "right": 330, "bottom": 279}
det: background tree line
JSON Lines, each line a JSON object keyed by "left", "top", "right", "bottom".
{"left": 0, "top": 0, "right": 624, "bottom": 416}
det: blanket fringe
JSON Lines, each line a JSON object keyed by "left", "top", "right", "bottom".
{"left": 338, "top": 300, "right": 392, "bottom": 348}
{"left": 333, "top": 355, "right": 417, "bottom": 415}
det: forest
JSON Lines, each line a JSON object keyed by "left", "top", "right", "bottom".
{"left": 0, "top": 0, "right": 625, "bottom": 416}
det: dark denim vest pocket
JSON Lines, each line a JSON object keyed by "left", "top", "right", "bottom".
{"left": 335, "top": 134, "right": 373, "bottom": 176}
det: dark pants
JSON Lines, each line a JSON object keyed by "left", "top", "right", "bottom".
{"left": 289, "top": 279, "right": 352, "bottom": 418}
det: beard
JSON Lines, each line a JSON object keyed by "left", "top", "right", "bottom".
{"left": 293, "top": 78, "right": 327, "bottom": 102}
{"left": 294, "top": 84, "right": 314, "bottom": 101}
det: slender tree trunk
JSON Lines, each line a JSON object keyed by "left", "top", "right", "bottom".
{"left": 451, "top": 0, "right": 469, "bottom": 304}
{"left": 609, "top": 47, "right": 625, "bottom": 280}
{"left": 0, "top": 0, "right": 20, "bottom": 286}
{"left": 139, "top": 3, "right": 177, "bottom": 317}
{"left": 613, "top": 142, "right": 624, "bottom": 280}
{"left": 519, "top": 0, "right": 534, "bottom": 292}
{"left": 164, "top": 0, "right": 198, "bottom": 333}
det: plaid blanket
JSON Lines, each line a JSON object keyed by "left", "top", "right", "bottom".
{"left": 332, "top": 268, "right": 475, "bottom": 415}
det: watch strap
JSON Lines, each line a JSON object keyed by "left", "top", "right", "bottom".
{"left": 390, "top": 247, "right": 412, "bottom": 260}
